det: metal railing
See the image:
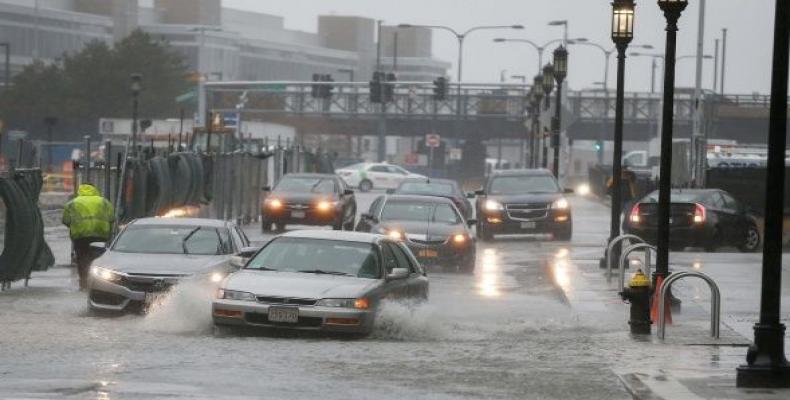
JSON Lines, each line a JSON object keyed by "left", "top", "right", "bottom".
{"left": 657, "top": 271, "right": 721, "bottom": 340}
{"left": 605, "top": 234, "right": 645, "bottom": 282}
{"left": 618, "top": 243, "right": 657, "bottom": 292}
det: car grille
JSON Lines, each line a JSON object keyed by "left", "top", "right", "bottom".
{"left": 244, "top": 313, "right": 323, "bottom": 327}
{"left": 119, "top": 274, "right": 182, "bottom": 293}
{"left": 285, "top": 204, "right": 312, "bottom": 211}
{"left": 256, "top": 296, "right": 318, "bottom": 306}
{"left": 408, "top": 237, "right": 447, "bottom": 245}
{"left": 505, "top": 203, "right": 550, "bottom": 221}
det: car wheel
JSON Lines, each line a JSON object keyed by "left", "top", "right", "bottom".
{"left": 213, "top": 325, "right": 235, "bottom": 337}
{"left": 738, "top": 224, "right": 761, "bottom": 252}
{"left": 554, "top": 225, "right": 572, "bottom": 241}
{"left": 460, "top": 257, "right": 476, "bottom": 274}
{"left": 275, "top": 222, "right": 286, "bottom": 232}
{"left": 478, "top": 223, "right": 493, "bottom": 242}
{"left": 359, "top": 179, "right": 373, "bottom": 192}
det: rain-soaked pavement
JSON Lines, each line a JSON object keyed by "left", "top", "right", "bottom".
{"left": 1, "top": 193, "right": 788, "bottom": 399}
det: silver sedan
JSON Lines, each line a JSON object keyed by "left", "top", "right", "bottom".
{"left": 212, "top": 230, "right": 429, "bottom": 335}
{"left": 87, "top": 218, "right": 255, "bottom": 313}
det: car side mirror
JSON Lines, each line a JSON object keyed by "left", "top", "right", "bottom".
{"left": 343, "top": 189, "right": 354, "bottom": 195}
{"left": 466, "top": 192, "right": 476, "bottom": 199}
{"left": 466, "top": 219, "right": 478, "bottom": 227}
{"left": 261, "top": 185, "right": 272, "bottom": 192}
{"left": 237, "top": 246, "right": 260, "bottom": 259}
{"left": 387, "top": 267, "right": 409, "bottom": 280}
{"left": 386, "top": 188, "right": 395, "bottom": 195}
{"left": 474, "top": 189, "right": 485, "bottom": 196}
{"left": 564, "top": 188, "right": 575, "bottom": 194}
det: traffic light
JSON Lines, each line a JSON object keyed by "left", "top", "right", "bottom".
{"left": 369, "top": 71, "right": 383, "bottom": 103}
{"left": 433, "top": 76, "right": 448, "bottom": 101}
{"left": 321, "top": 74, "right": 334, "bottom": 98}
{"left": 311, "top": 73, "right": 321, "bottom": 98}
{"left": 383, "top": 72, "right": 396, "bottom": 103}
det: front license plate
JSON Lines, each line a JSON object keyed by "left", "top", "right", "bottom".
{"left": 419, "top": 249, "right": 439, "bottom": 258}
{"left": 291, "top": 211, "right": 306, "bottom": 219}
{"left": 268, "top": 306, "right": 299, "bottom": 323}
{"left": 521, "top": 222, "right": 536, "bottom": 229}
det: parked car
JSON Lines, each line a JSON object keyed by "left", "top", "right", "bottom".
{"left": 387, "top": 178, "right": 473, "bottom": 220}
{"left": 356, "top": 195, "right": 476, "bottom": 273}
{"left": 261, "top": 173, "right": 356, "bottom": 232}
{"left": 623, "top": 188, "right": 761, "bottom": 252}
{"left": 212, "top": 230, "right": 429, "bottom": 335}
{"left": 474, "top": 169, "right": 573, "bottom": 241}
{"left": 336, "top": 162, "right": 425, "bottom": 192}
{"left": 87, "top": 218, "right": 255, "bottom": 313}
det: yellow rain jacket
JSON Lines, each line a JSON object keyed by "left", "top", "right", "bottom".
{"left": 62, "top": 184, "right": 115, "bottom": 240}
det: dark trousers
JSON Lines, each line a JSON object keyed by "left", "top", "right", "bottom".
{"left": 73, "top": 237, "right": 105, "bottom": 289}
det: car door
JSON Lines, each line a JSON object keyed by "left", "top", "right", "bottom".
{"left": 392, "top": 242, "right": 429, "bottom": 299}
{"left": 336, "top": 178, "right": 356, "bottom": 221}
{"left": 709, "top": 191, "right": 738, "bottom": 243}
{"left": 366, "top": 165, "right": 392, "bottom": 188}
{"left": 380, "top": 242, "right": 410, "bottom": 300}
{"left": 720, "top": 191, "right": 748, "bottom": 245}
{"left": 387, "top": 166, "right": 412, "bottom": 189}
{"left": 356, "top": 196, "right": 384, "bottom": 232}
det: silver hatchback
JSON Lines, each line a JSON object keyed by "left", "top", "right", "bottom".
{"left": 212, "top": 230, "right": 429, "bottom": 335}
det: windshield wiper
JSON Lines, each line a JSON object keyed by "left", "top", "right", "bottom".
{"left": 181, "top": 227, "right": 201, "bottom": 255}
{"left": 297, "top": 269, "right": 353, "bottom": 276}
{"left": 250, "top": 266, "right": 277, "bottom": 271}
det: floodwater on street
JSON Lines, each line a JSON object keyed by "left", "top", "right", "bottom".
{"left": 0, "top": 194, "right": 753, "bottom": 399}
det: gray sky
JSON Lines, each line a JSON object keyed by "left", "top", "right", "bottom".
{"left": 225, "top": 0, "right": 772, "bottom": 94}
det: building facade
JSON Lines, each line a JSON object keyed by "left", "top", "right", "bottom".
{"left": 0, "top": 0, "right": 449, "bottom": 86}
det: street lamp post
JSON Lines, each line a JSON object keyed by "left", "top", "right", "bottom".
{"left": 541, "top": 65, "right": 554, "bottom": 169}
{"left": 608, "top": 0, "right": 635, "bottom": 275}
{"left": 736, "top": 0, "right": 790, "bottom": 388}
{"left": 551, "top": 46, "right": 568, "bottom": 179}
{"left": 655, "top": 0, "right": 688, "bottom": 293}
{"left": 43, "top": 117, "right": 57, "bottom": 172}
{"left": 530, "top": 75, "right": 544, "bottom": 168}
{"left": 130, "top": 73, "right": 142, "bottom": 157}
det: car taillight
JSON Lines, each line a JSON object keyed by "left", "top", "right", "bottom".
{"left": 629, "top": 204, "right": 641, "bottom": 224}
{"left": 693, "top": 203, "right": 706, "bottom": 224}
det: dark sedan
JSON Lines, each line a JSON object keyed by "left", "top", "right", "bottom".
{"left": 261, "top": 173, "right": 356, "bottom": 232}
{"left": 474, "top": 169, "right": 572, "bottom": 241}
{"left": 356, "top": 195, "right": 476, "bottom": 273}
{"left": 623, "top": 189, "right": 761, "bottom": 252}
{"left": 387, "top": 178, "right": 473, "bottom": 220}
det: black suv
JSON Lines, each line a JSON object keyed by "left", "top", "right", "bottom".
{"left": 261, "top": 173, "right": 356, "bottom": 232}
{"left": 474, "top": 169, "right": 572, "bottom": 241}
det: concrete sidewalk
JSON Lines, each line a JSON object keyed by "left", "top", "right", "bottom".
{"left": 563, "top": 197, "right": 790, "bottom": 400}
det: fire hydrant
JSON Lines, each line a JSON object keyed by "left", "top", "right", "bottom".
{"left": 620, "top": 269, "right": 652, "bottom": 335}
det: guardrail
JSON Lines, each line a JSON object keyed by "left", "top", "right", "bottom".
{"left": 657, "top": 271, "right": 721, "bottom": 340}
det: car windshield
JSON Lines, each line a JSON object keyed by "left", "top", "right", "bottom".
{"left": 245, "top": 238, "right": 380, "bottom": 278}
{"left": 397, "top": 182, "right": 455, "bottom": 196}
{"left": 275, "top": 177, "right": 335, "bottom": 194}
{"left": 489, "top": 175, "right": 560, "bottom": 195}
{"left": 642, "top": 192, "right": 707, "bottom": 203}
{"left": 112, "top": 225, "right": 232, "bottom": 255}
{"left": 381, "top": 201, "right": 461, "bottom": 224}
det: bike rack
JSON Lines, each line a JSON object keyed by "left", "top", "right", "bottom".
{"left": 658, "top": 271, "right": 721, "bottom": 340}
{"left": 605, "top": 234, "right": 645, "bottom": 282}
{"left": 618, "top": 243, "right": 657, "bottom": 292}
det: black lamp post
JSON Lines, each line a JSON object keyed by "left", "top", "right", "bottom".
{"left": 531, "top": 75, "right": 544, "bottom": 168}
{"left": 541, "top": 64, "right": 554, "bottom": 169}
{"left": 736, "top": 0, "right": 790, "bottom": 388}
{"left": 654, "top": 0, "right": 687, "bottom": 290}
{"left": 607, "top": 0, "right": 635, "bottom": 265}
{"left": 130, "top": 73, "right": 142, "bottom": 157}
{"left": 43, "top": 116, "right": 57, "bottom": 172}
{"left": 551, "top": 45, "right": 567, "bottom": 179}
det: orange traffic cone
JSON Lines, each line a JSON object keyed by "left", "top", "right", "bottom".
{"left": 651, "top": 275, "right": 673, "bottom": 325}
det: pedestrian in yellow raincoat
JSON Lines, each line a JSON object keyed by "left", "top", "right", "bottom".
{"left": 62, "top": 184, "right": 115, "bottom": 290}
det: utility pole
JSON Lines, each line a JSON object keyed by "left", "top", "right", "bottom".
{"left": 713, "top": 39, "right": 719, "bottom": 92}
{"left": 720, "top": 28, "right": 728, "bottom": 94}
{"left": 691, "top": 0, "right": 706, "bottom": 187}
{"left": 376, "top": 20, "right": 387, "bottom": 162}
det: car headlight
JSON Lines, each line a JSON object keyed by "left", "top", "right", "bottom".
{"left": 316, "top": 200, "right": 338, "bottom": 212}
{"left": 91, "top": 266, "right": 123, "bottom": 282}
{"left": 552, "top": 198, "right": 570, "bottom": 210}
{"left": 209, "top": 272, "right": 227, "bottom": 283}
{"left": 218, "top": 289, "right": 256, "bottom": 301}
{"left": 265, "top": 198, "right": 283, "bottom": 210}
{"left": 484, "top": 200, "right": 504, "bottom": 211}
{"left": 387, "top": 230, "right": 404, "bottom": 240}
{"left": 317, "top": 298, "right": 370, "bottom": 310}
{"left": 452, "top": 233, "right": 468, "bottom": 245}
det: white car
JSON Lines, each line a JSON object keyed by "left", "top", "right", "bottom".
{"left": 336, "top": 163, "right": 425, "bottom": 192}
